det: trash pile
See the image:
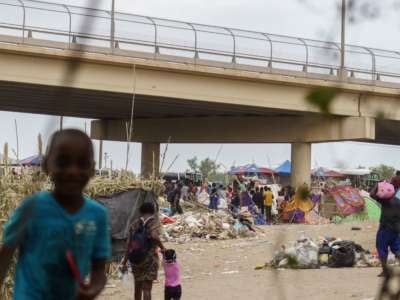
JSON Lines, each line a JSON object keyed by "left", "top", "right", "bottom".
{"left": 161, "top": 209, "right": 257, "bottom": 243}
{"left": 263, "top": 236, "right": 384, "bottom": 270}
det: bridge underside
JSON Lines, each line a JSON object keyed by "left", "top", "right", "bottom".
{"left": 1, "top": 79, "right": 400, "bottom": 146}
{"left": 0, "top": 80, "right": 303, "bottom": 120}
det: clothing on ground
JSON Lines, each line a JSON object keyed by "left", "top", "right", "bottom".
{"left": 2, "top": 191, "right": 111, "bottom": 300}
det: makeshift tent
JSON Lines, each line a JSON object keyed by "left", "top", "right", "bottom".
{"left": 228, "top": 164, "right": 275, "bottom": 175}
{"left": 331, "top": 197, "right": 381, "bottom": 223}
{"left": 332, "top": 168, "right": 371, "bottom": 176}
{"left": 96, "top": 189, "right": 159, "bottom": 259}
{"left": 20, "top": 155, "right": 43, "bottom": 166}
{"left": 282, "top": 186, "right": 315, "bottom": 223}
{"left": 313, "top": 167, "right": 344, "bottom": 178}
{"left": 321, "top": 185, "right": 365, "bottom": 218}
{"left": 275, "top": 160, "right": 291, "bottom": 174}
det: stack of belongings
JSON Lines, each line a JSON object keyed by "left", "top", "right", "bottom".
{"left": 235, "top": 207, "right": 258, "bottom": 237}
{"left": 266, "top": 236, "right": 386, "bottom": 269}
{"left": 282, "top": 185, "right": 314, "bottom": 223}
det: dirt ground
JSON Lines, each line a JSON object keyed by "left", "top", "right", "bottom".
{"left": 100, "top": 221, "right": 383, "bottom": 300}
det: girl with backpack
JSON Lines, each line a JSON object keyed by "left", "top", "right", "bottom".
{"left": 121, "top": 202, "right": 165, "bottom": 300}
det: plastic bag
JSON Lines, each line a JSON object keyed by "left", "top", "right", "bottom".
{"left": 121, "top": 270, "right": 134, "bottom": 294}
{"left": 328, "top": 241, "right": 356, "bottom": 268}
{"left": 296, "top": 240, "right": 319, "bottom": 268}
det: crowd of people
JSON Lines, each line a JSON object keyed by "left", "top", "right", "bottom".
{"left": 4, "top": 128, "right": 400, "bottom": 299}
{"left": 163, "top": 175, "right": 296, "bottom": 224}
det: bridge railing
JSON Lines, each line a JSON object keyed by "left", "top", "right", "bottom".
{"left": 1, "top": 0, "right": 400, "bottom": 85}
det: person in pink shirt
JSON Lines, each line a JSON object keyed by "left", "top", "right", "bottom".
{"left": 163, "top": 249, "right": 182, "bottom": 300}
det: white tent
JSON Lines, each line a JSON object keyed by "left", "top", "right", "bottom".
{"left": 331, "top": 168, "right": 371, "bottom": 176}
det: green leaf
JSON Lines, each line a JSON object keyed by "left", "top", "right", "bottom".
{"left": 306, "top": 87, "right": 338, "bottom": 115}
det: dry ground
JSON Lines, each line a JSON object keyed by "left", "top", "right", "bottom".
{"left": 100, "top": 221, "right": 383, "bottom": 300}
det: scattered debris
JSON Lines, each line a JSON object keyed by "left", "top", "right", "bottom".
{"left": 161, "top": 209, "right": 257, "bottom": 242}
{"left": 260, "top": 236, "right": 388, "bottom": 270}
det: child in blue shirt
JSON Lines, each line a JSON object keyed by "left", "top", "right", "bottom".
{"left": 0, "top": 129, "right": 111, "bottom": 300}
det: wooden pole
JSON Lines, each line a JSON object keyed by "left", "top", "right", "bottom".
{"left": 98, "top": 140, "right": 103, "bottom": 170}
{"left": 166, "top": 154, "right": 179, "bottom": 172}
{"left": 339, "top": 0, "right": 346, "bottom": 80}
{"left": 159, "top": 136, "right": 171, "bottom": 173}
{"left": 38, "top": 133, "right": 43, "bottom": 156}
{"left": 14, "top": 119, "right": 19, "bottom": 163}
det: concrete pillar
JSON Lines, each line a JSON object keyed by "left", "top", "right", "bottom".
{"left": 291, "top": 142, "right": 311, "bottom": 188}
{"left": 141, "top": 142, "right": 160, "bottom": 178}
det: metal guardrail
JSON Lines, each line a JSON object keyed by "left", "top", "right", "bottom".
{"left": 1, "top": 0, "right": 400, "bottom": 85}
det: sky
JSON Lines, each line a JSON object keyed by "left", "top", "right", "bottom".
{"left": 1, "top": 0, "right": 400, "bottom": 172}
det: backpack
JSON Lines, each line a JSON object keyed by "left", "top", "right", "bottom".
{"left": 376, "top": 181, "right": 395, "bottom": 200}
{"left": 128, "top": 217, "right": 153, "bottom": 265}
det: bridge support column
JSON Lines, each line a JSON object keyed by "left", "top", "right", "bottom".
{"left": 141, "top": 142, "right": 160, "bottom": 178}
{"left": 291, "top": 142, "right": 311, "bottom": 188}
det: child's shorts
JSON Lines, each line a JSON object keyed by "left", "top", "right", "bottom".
{"left": 376, "top": 226, "right": 400, "bottom": 259}
{"left": 165, "top": 285, "right": 182, "bottom": 300}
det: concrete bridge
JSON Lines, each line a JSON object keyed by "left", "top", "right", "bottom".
{"left": 0, "top": 0, "right": 400, "bottom": 186}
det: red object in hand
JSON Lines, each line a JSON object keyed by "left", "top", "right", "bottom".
{"left": 65, "top": 249, "right": 85, "bottom": 288}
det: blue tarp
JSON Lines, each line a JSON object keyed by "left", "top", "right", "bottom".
{"left": 275, "top": 160, "right": 291, "bottom": 174}
{"left": 228, "top": 164, "right": 275, "bottom": 175}
{"left": 20, "top": 155, "right": 43, "bottom": 166}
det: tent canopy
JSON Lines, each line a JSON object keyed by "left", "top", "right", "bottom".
{"left": 229, "top": 163, "right": 275, "bottom": 175}
{"left": 313, "top": 167, "right": 344, "bottom": 178}
{"left": 275, "top": 160, "right": 291, "bottom": 175}
{"left": 331, "top": 168, "right": 371, "bottom": 176}
{"left": 20, "top": 155, "right": 43, "bottom": 166}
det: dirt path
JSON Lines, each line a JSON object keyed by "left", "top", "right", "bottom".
{"left": 100, "top": 221, "right": 382, "bottom": 300}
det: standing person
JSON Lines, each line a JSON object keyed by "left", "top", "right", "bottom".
{"left": 217, "top": 184, "right": 226, "bottom": 200}
{"left": 253, "top": 187, "right": 264, "bottom": 215}
{"left": 391, "top": 171, "right": 400, "bottom": 190}
{"left": 370, "top": 182, "right": 400, "bottom": 277}
{"left": 209, "top": 188, "right": 220, "bottom": 210}
{"left": 230, "top": 191, "right": 240, "bottom": 213}
{"left": 240, "top": 187, "right": 253, "bottom": 208}
{"left": 180, "top": 180, "right": 189, "bottom": 201}
{"left": 0, "top": 129, "right": 111, "bottom": 299}
{"left": 163, "top": 249, "right": 182, "bottom": 300}
{"left": 122, "top": 202, "right": 166, "bottom": 300}
{"left": 170, "top": 183, "right": 183, "bottom": 216}
{"left": 263, "top": 186, "right": 274, "bottom": 224}
{"left": 164, "top": 181, "right": 174, "bottom": 198}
